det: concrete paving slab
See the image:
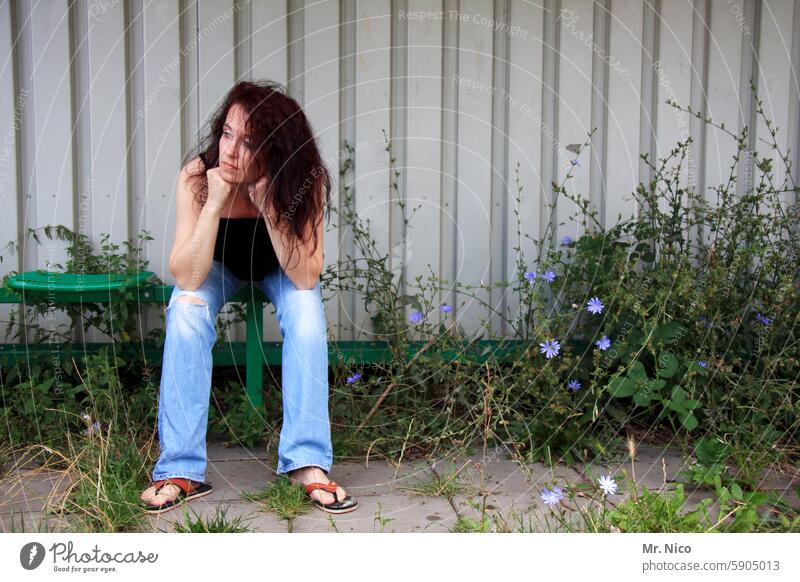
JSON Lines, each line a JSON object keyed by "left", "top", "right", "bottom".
{"left": 0, "top": 469, "right": 74, "bottom": 516}
{"left": 327, "top": 459, "right": 436, "bottom": 498}
{"left": 291, "top": 493, "right": 456, "bottom": 533}
{"left": 206, "top": 441, "right": 275, "bottom": 462}
{"left": 0, "top": 509, "right": 73, "bottom": 533}
{"left": 573, "top": 444, "right": 689, "bottom": 491}
{"left": 204, "top": 459, "right": 275, "bottom": 501}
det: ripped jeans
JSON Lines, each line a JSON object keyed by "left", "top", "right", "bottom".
{"left": 151, "top": 259, "right": 333, "bottom": 483}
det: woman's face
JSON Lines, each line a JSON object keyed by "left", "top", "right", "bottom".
{"left": 219, "top": 102, "right": 257, "bottom": 184}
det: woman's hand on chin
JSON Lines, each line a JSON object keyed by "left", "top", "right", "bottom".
{"left": 206, "top": 167, "right": 233, "bottom": 214}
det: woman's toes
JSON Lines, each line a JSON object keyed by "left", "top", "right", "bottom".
{"left": 140, "top": 486, "right": 157, "bottom": 502}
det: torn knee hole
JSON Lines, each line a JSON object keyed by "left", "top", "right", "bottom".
{"left": 176, "top": 295, "right": 207, "bottom": 305}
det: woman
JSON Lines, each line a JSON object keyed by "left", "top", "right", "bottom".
{"left": 139, "top": 81, "right": 357, "bottom": 515}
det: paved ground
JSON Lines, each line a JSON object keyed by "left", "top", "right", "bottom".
{"left": 2, "top": 439, "right": 797, "bottom": 533}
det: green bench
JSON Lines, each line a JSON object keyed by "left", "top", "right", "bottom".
{"left": 0, "top": 270, "right": 527, "bottom": 408}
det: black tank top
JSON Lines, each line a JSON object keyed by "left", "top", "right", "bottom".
{"left": 213, "top": 217, "right": 280, "bottom": 281}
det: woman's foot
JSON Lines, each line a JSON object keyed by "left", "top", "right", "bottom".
{"left": 140, "top": 479, "right": 204, "bottom": 506}
{"left": 288, "top": 466, "right": 349, "bottom": 506}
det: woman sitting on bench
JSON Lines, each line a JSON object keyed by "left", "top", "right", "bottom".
{"left": 139, "top": 80, "right": 357, "bottom": 515}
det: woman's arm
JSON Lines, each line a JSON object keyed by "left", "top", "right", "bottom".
{"left": 167, "top": 159, "right": 228, "bottom": 290}
{"left": 251, "top": 177, "right": 324, "bottom": 290}
{"left": 268, "top": 208, "right": 324, "bottom": 290}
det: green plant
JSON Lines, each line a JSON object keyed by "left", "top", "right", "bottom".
{"left": 170, "top": 504, "right": 255, "bottom": 533}
{"left": 208, "top": 381, "right": 267, "bottom": 448}
{"left": 242, "top": 475, "right": 311, "bottom": 527}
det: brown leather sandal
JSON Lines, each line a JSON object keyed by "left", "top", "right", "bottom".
{"left": 141, "top": 478, "right": 213, "bottom": 515}
{"left": 303, "top": 481, "right": 358, "bottom": 514}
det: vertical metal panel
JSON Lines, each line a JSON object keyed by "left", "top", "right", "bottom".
{"left": 704, "top": 0, "right": 745, "bottom": 203}
{"left": 300, "top": 0, "right": 341, "bottom": 343}
{"left": 389, "top": 0, "right": 408, "bottom": 303}
{"left": 251, "top": 0, "right": 288, "bottom": 83}
{"left": 353, "top": 0, "right": 391, "bottom": 340}
{"left": 455, "top": 0, "right": 494, "bottom": 337}
{"left": 655, "top": 0, "right": 693, "bottom": 208}
{"left": 688, "top": 0, "right": 709, "bottom": 249}
{"left": 489, "top": 0, "right": 510, "bottom": 336}
{"left": 589, "top": 0, "right": 610, "bottom": 229}
{"left": 439, "top": 0, "right": 459, "bottom": 333}
{"left": 638, "top": 0, "right": 659, "bottom": 195}
{"left": 142, "top": 1, "right": 181, "bottom": 280}
{"left": 0, "top": 0, "right": 22, "bottom": 336}
{"left": 539, "top": 0, "right": 559, "bottom": 247}
{"left": 756, "top": 1, "right": 793, "bottom": 204}
{"left": 181, "top": 1, "right": 199, "bottom": 156}
{"left": 338, "top": 0, "right": 358, "bottom": 341}
{"left": 556, "top": 0, "right": 593, "bottom": 245}
{"left": 755, "top": 0, "right": 800, "bottom": 192}
{"left": 405, "top": 0, "right": 444, "bottom": 325}
{"left": 790, "top": 0, "right": 800, "bottom": 215}
{"left": 736, "top": 0, "right": 760, "bottom": 199}
{"left": 287, "top": 0, "right": 305, "bottom": 104}
{"left": 505, "top": 0, "right": 544, "bottom": 337}
{"left": 30, "top": 0, "right": 75, "bottom": 270}
{"left": 81, "top": 2, "right": 130, "bottom": 341}
{"left": 235, "top": 0, "right": 253, "bottom": 82}
{"left": 605, "top": 0, "right": 643, "bottom": 226}
{"left": 198, "top": 2, "right": 237, "bottom": 132}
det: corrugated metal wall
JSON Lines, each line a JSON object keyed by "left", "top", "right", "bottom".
{"left": 0, "top": 0, "right": 798, "bottom": 343}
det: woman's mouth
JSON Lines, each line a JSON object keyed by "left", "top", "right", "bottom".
{"left": 222, "top": 161, "right": 237, "bottom": 171}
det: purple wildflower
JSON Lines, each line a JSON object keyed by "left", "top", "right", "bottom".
{"left": 595, "top": 335, "right": 611, "bottom": 351}
{"left": 541, "top": 486, "right": 565, "bottom": 506}
{"left": 539, "top": 339, "right": 561, "bottom": 359}
{"left": 346, "top": 372, "right": 362, "bottom": 384}
{"left": 409, "top": 311, "right": 424, "bottom": 324}
{"left": 586, "top": 297, "right": 604, "bottom": 314}
{"left": 439, "top": 303, "right": 453, "bottom": 313}
{"left": 567, "top": 379, "right": 582, "bottom": 391}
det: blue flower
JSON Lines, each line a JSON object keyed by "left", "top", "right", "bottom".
{"left": 439, "top": 303, "right": 453, "bottom": 313}
{"left": 595, "top": 335, "right": 611, "bottom": 351}
{"left": 541, "top": 486, "right": 565, "bottom": 506}
{"left": 586, "top": 296, "right": 604, "bottom": 314}
{"left": 697, "top": 360, "right": 707, "bottom": 369}
{"left": 570, "top": 159, "right": 580, "bottom": 167}
{"left": 697, "top": 314, "right": 710, "bottom": 328}
{"left": 567, "top": 379, "right": 582, "bottom": 391}
{"left": 561, "top": 235, "right": 573, "bottom": 246}
{"left": 346, "top": 372, "right": 362, "bottom": 384}
{"left": 84, "top": 421, "right": 102, "bottom": 436}
{"left": 755, "top": 312, "right": 771, "bottom": 325}
{"left": 524, "top": 271, "right": 537, "bottom": 282}
{"left": 539, "top": 339, "right": 561, "bottom": 359}
{"left": 541, "top": 270, "right": 556, "bottom": 283}
{"left": 409, "top": 311, "right": 424, "bottom": 323}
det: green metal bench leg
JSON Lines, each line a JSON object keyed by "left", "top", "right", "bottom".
{"left": 245, "top": 297, "right": 264, "bottom": 408}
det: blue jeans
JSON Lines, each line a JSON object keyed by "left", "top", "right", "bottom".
{"left": 151, "top": 260, "right": 333, "bottom": 482}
